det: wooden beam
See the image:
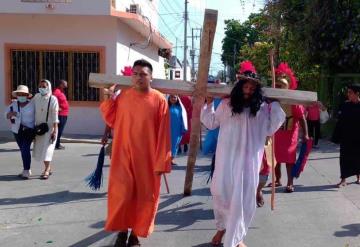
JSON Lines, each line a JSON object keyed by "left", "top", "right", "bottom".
{"left": 89, "top": 73, "right": 318, "bottom": 105}
{"left": 183, "top": 9, "right": 218, "bottom": 196}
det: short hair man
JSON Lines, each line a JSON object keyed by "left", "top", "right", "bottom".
{"left": 100, "top": 59, "right": 171, "bottom": 247}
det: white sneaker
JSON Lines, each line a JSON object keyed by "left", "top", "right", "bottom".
{"left": 21, "top": 170, "right": 31, "bottom": 179}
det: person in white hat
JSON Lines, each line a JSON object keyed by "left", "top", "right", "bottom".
{"left": 4, "top": 85, "right": 35, "bottom": 179}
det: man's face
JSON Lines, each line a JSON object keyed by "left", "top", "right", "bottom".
{"left": 242, "top": 81, "right": 256, "bottom": 100}
{"left": 62, "top": 81, "right": 68, "bottom": 89}
{"left": 132, "top": 65, "right": 152, "bottom": 92}
{"left": 347, "top": 89, "right": 360, "bottom": 102}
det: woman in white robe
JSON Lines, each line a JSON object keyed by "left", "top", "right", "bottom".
{"left": 32, "top": 79, "right": 59, "bottom": 179}
{"left": 201, "top": 79, "right": 285, "bottom": 247}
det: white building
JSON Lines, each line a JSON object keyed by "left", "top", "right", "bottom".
{"left": 0, "top": 0, "right": 172, "bottom": 135}
{"left": 168, "top": 56, "right": 191, "bottom": 81}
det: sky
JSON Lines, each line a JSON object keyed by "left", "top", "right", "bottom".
{"left": 157, "top": 0, "right": 265, "bottom": 76}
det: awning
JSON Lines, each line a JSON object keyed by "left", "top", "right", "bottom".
{"left": 111, "top": 9, "right": 172, "bottom": 49}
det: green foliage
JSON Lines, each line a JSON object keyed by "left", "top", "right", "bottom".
{"left": 238, "top": 42, "right": 273, "bottom": 85}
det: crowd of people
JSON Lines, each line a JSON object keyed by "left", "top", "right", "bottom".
{"left": 5, "top": 58, "right": 360, "bottom": 247}
{"left": 5, "top": 79, "right": 69, "bottom": 179}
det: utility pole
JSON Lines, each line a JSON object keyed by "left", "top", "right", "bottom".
{"left": 189, "top": 28, "right": 201, "bottom": 81}
{"left": 190, "top": 28, "right": 195, "bottom": 81}
{"left": 183, "top": 0, "right": 188, "bottom": 81}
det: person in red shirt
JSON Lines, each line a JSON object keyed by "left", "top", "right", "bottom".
{"left": 306, "top": 101, "right": 325, "bottom": 148}
{"left": 53, "top": 80, "right": 69, "bottom": 150}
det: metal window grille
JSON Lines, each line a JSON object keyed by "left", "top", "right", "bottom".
{"left": 10, "top": 49, "right": 100, "bottom": 101}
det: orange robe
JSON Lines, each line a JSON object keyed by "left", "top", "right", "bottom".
{"left": 100, "top": 87, "right": 171, "bottom": 237}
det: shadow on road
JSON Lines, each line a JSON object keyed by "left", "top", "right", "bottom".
{"left": 68, "top": 230, "right": 113, "bottom": 247}
{"left": 0, "top": 148, "right": 20, "bottom": 153}
{"left": 0, "top": 174, "right": 24, "bottom": 181}
{"left": 0, "top": 190, "right": 107, "bottom": 206}
{"left": 156, "top": 201, "right": 214, "bottom": 232}
{"left": 263, "top": 184, "right": 337, "bottom": 194}
{"left": 192, "top": 243, "right": 221, "bottom": 247}
{"left": 334, "top": 223, "right": 360, "bottom": 237}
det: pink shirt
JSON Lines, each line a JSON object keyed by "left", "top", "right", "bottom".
{"left": 306, "top": 104, "right": 320, "bottom": 121}
{"left": 53, "top": 88, "right": 69, "bottom": 116}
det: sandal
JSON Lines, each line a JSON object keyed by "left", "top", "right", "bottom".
{"left": 127, "top": 235, "right": 141, "bottom": 247}
{"left": 114, "top": 232, "right": 128, "bottom": 247}
{"left": 40, "top": 170, "right": 52, "bottom": 180}
{"left": 211, "top": 230, "right": 225, "bottom": 246}
{"left": 285, "top": 185, "right": 294, "bottom": 193}
{"left": 266, "top": 181, "right": 282, "bottom": 188}
{"left": 336, "top": 181, "right": 347, "bottom": 188}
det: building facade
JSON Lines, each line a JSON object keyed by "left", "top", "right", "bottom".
{"left": 0, "top": 0, "right": 171, "bottom": 135}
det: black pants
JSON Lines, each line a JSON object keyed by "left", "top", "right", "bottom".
{"left": 14, "top": 128, "right": 33, "bottom": 170}
{"left": 307, "top": 120, "right": 320, "bottom": 145}
{"left": 56, "top": 116, "right": 68, "bottom": 148}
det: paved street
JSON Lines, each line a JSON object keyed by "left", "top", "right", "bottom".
{"left": 1, "top": 138, "right": 359, "bottom": 247}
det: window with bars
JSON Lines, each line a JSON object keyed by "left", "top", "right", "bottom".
{"left": 10, "top": 49, "right": 100, "bottom": 101}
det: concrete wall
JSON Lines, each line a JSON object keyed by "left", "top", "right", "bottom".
{"left": 0, "top": 0, "right": 111, "bottom": 16}
{"left": 116, "top": 19, "right": 165, "bottom": 79}
{"left": 0, "top": 13, "right": 167, "bottom": 136}
{"left": 0, "top": 14, "right": 117, "bottom": 135}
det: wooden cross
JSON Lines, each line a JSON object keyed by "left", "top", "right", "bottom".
{"left": 89, "top": 9, "right": 317, "bottom": 196}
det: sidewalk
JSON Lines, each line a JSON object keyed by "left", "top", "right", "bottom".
{"left": 0, "top": 139, "right": 359, "bottom": 247}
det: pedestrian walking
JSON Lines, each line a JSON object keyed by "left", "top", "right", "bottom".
{"left": 33, "top": 79, "right": 59, "bottom": 179}
{"left": 5, "top": 85, "right": 35, "bottom": 179}
{"left": 271, "top": 63, "right": 309, "bottom": 193}
{"left": 99, "top": 59, "right": 171, "bottom": 247}
{"left": 332, "top": 83, "right": 360, "bottom": 187}
{"left": 53, "top": 79, "right": 69, "bottom": 150}
{"left": 201, "top": 73, "right": 285, "bottom": 247}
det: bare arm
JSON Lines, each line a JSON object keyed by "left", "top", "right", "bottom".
{"left": 300, "top": 116, "right": 309, "bottom": 140}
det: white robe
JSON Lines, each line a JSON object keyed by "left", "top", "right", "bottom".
{"left": 32, "top": 92, "right": 59, "bottom": 162}
{"left": 201, "top": 99, "right": 285, "bottom": 247}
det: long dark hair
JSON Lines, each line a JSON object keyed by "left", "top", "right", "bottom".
{"left": 168, "top": 95, "right": 180, "bottom": 107}
{"left": 229, "top": 79, "right": 263, "bottom": 116}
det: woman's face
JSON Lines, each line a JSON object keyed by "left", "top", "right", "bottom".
{"left": 347, "top": 89, "right": 360, "bottom": 103}
{"left": 169, "top": 95, "right": 178, "bottom": 104}
{"left": 39, "top": 81, "right": 48, "bottom": 89}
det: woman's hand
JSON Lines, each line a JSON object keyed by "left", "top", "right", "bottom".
{"left": 6, "top": 112, "right": 17, "bottom": 119}
{"left": 50, "top": 128, "right": 57, "bottom": 143}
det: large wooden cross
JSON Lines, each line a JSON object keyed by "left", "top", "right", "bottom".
{"left": 89, "top": 9, "right": 317, "bottom": 196}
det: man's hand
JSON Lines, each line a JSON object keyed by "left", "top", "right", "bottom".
{"left": 155, "top": 171, "right": 164, "bottom": 176}
{"left": 303, "top": 135, "right": 310, "bottom": 141}
{"left": 101, "top": 135, "right": 109, "bottom": 145}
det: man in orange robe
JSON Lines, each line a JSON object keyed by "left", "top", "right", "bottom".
{"left": 100, "top": 59, "right": 172, "bottom": 247}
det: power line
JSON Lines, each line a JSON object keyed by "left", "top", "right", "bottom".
{"left": 146, "top": 0, "right": 184, "bottom": 43}
{"left": 163, "top": 0, "right": 179, "bottom": 14}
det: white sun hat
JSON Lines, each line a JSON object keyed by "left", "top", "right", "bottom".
{"left": 12, "top": 85, "right": 32, "bottom": 98}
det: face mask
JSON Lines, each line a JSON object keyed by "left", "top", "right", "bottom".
{"left": 17, "top": 96, "right": 28, "bottom": 103}
{"left": 39, "top": 88, "right": 49, "bottom": 96}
